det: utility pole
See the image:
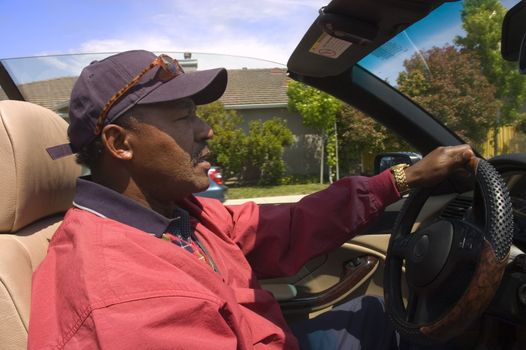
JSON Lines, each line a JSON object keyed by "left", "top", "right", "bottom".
{"left": 334, "top": 120, "right": 340, "bottom": 180}
{"left": 320, "top": 133, "right": 325, "bottom": 184}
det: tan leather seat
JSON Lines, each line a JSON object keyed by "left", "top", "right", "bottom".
{"left": 0, "top": 100, "right": 81, "bottom": 349}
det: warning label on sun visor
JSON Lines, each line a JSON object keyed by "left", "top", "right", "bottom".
{"left": 309, "top": 33, "right": 352, "bottom": 59}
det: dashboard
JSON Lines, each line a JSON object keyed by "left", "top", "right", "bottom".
{"left": 508, "top": 173, "right": 526, "bottom": 252}
{"left": 420, "top": 154, "right": 526, "bottom": 348}
{"left": 490, "top": 154, "right": 526, "bottom": 255}
{"left": 440, "top": 155, "right": 526, "bottom": 334}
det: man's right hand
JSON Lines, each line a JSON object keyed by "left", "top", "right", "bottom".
{"left": 404, "top": 145, "right": 477, "bottom": 189}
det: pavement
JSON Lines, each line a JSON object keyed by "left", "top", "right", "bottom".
{"left": 224, "top": 194, "right": 307, "bottom": 205}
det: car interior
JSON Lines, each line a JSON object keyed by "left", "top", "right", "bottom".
{"left": 0, "top": 101, "right": 81, "bottom": 349}
{"left": 263, "top": 0, "right": 526, "bottom": 348}
{"left": 1, "top": 0, "right": 526, "bottom": 349}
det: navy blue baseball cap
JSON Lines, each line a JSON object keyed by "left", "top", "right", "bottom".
{"left": 47, "top": 50, "right": 227, "bottom": 160}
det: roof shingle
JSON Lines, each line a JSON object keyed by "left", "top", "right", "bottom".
{"left": 0, "top": 68, "right": 290, "bottom": 112}
{"left": 221, "top": 68, "right": 289, "bottom": 106}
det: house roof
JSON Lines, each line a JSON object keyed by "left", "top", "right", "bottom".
{"left": 222, "top": 68, "right": 289, "bottom": 107}
{"left": 0, "top": 68, "right": 290, "bottom": 112}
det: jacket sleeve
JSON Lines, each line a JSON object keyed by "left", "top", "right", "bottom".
{"left": 226, "top": 170, "right": 401, "bottom": 278}
{"left": 67, "top": 295, "right": 240, "bottom": 350}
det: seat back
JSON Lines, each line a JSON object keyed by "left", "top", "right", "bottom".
{"left": 0, "top": 100, "right": 81, "bottom": 349}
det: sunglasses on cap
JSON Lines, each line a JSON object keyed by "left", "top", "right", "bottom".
{"left": 95, "top": 54, "right": 184, "bottom": 134}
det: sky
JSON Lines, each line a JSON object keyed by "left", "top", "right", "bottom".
{"left": 359, "top": 2, "right": 465, "bottom": 84}
{"left": 359, "top": 0, "right": 519, "bottom": 84}
{"left": 0, "top": 0, "right": 326, "bottom": 65}
{"left": 1, "top": 0, "right": 521, "bottom": 85}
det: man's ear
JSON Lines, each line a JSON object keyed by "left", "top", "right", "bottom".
{"left": 100, "top": 124, "right": 133, "bottom": 160}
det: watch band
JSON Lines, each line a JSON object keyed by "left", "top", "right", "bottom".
{"left": 390, "top": 163, "right": 411, "bottom": 196}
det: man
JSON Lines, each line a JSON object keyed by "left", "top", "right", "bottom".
{"left": 30, "top": 50, "right": 475, "bottom": 349}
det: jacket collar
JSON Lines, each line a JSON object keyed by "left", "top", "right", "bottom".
{"left": 73, "top": 176, "right": 180, "bottom": 238}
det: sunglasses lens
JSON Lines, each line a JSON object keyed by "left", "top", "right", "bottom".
{"left": 159, "top": 55, "right": 182, "bottom": 78}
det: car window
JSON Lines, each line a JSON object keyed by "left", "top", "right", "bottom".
{"left": 1, "top": 51, "right": 409, "bottom": 181}
{"left": 358, "top": 0, "right": 526, "bottom": 158}
{"left": 0, "top": 52, "right": 284, "bottom": 108}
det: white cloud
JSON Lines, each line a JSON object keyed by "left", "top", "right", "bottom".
{"left": 8, "top": 54, "right": 103, "bottom": 84}
{"left": 78, "top": 37, "right": 174, "bottom": 54}
{"left": 75, "top": 34, "right": 290, "bottom": 67}
{"left": 72, "top": 0, "right": 327, "bottom": 67}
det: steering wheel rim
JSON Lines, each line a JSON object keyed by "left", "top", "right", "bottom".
{"left": 384, "top": 159, "right": 514, "bottom": 345}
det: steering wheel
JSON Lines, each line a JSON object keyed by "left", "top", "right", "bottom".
{"left": 384, "top": 159, "right": 514, "bottom": 345}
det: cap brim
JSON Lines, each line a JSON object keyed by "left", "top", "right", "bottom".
{"left": 137, "top": 68, "right": 227, "bottom": 106}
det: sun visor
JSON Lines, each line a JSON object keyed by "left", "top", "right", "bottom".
{"left": 287, "top": 0, "right": 457, "bottom": 78}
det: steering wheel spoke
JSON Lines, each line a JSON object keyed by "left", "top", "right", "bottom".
{"left": 405, "top": 289, "right": 422, "bottom": 323}
{"left": 450, "top": 220, "right": 485, "bottom": 264}
{"left": 389, "top": 235, "right": 414, "bottom": 259}
{"left": 407, "top": 290, "right": 437, "bottom": 326}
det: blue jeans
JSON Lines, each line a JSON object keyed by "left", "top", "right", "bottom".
{"left": 290, "top": 295, "right": 456, "bottom": 350}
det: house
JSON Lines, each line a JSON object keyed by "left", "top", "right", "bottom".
{"left": 221, "top": 68, "right": 319, "bottom": 175}
{"left": 0, "top": 62, "right": 319, "bottom": 175}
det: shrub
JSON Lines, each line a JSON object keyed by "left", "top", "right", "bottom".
{"left": 198, "top": 102, "right": 247, "bottom": 179}
{"left": 199, "top": 102, "right": 294, "bottom": 185}
{"left": 244, "top": 118, "right": 294, "bottom": 186}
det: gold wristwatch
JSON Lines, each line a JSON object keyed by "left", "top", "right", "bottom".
{"left": 390, "top": 163, "right": 411, "bottom": 196}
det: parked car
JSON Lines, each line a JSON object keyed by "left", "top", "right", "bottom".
{"left": 1, "top": 0, "right": 526, "bottom": 349}
{"left": 194, "top": 166, "right": 228, "bottom": 202}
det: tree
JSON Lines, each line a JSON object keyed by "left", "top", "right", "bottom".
{"left": 337, "top": 105, "right": 410, "bottom": 174}
{"left": 397, "top": 45, "right": 499, "bottom": 146}
{"left": 288, "top": 81, "right": 411, "bottom": 177}
{"left": 197, "top": 101, "right": 247, "bottom": 180}
{"left": 199, "top": 101, "right": 294, "bottom": 185}
{"left": 287, "top": 81, "right": 341, "bottom": 183}
{"left": 244, "top": 118, "right": 294, "bottom": 185}
{"left": 456, "top": 0, "right": 526, "bottom": 151}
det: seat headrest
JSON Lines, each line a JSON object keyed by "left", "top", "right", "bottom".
{"left": 0, "top": 100, "right": 81, "bottom": 233}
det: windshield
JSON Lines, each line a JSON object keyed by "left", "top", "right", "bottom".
{"left": 358, "top": 0, "right": 526, "bottom": 158}
{"left": 0, "top": 52, "right": 284, "bottom": 117}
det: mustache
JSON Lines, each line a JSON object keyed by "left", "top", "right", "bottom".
{"left": 191, "top": 143, "right": 209, "bottom": 166}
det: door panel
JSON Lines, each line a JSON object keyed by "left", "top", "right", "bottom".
{"left": 260, "top": 194, "right": 456, "bottom": 319}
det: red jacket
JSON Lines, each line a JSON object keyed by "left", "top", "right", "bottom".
{"left": 28, "top": 171, "right": 400, "bottom": 349}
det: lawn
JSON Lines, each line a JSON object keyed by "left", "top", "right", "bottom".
{"left": 226, "top": 183, "right": 329, "bottom": 199}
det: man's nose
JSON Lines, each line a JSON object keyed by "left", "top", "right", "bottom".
{"left": 196, "top": 118, "right": 214, "bottom": 140}
{"left": 205, "top": 125, "right": 214, "bottom": 140}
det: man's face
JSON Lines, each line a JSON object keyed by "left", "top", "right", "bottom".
{"left": 126, "top": 98, "right": 213, "bottom": 201}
